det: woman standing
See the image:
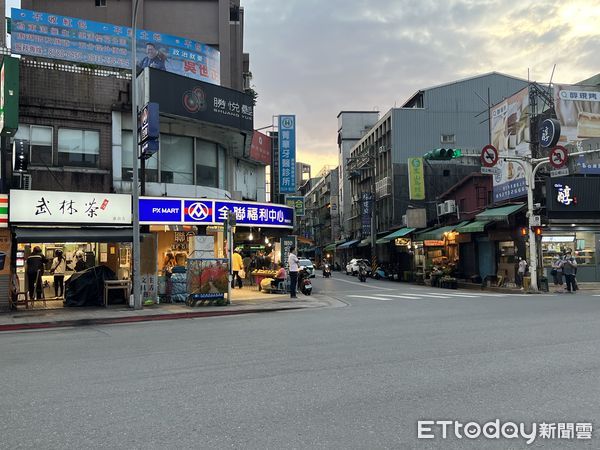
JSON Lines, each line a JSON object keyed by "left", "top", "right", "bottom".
{"left": 51, "top": 249, "right": 67, "bottom": 298}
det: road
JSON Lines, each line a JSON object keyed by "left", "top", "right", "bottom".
{"left": 1, "top": 273, "right": 600, "bottom": 449}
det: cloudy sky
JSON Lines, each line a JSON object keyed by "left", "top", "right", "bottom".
{"left": 242, "top": 0, "right": 600, "bottom": 174}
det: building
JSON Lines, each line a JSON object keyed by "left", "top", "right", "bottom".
{"left": 344, "top": 73, "right": 529, "bottom": 259}
{"left": 337, "top": 111, "right": 379, "bottom": 241}
{"left": 295, "top": 162, "right": 311, "bottom": 191}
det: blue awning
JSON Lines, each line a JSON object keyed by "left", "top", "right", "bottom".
{"left": 337, "top": 239, "right": 360, "bottom": 249}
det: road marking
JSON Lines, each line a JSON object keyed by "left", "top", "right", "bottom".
{"left": 407, "top": 293, "right": 455, "bottom": 299}
{"left": 334, "top": 277, "right": 394, "bottom": 290}
{"left": 347, "top": 295, "right": 394, "bottom": 301}
{"left": 422, "top": 292, "right": 479, "bottom": 298}
{"left": 372, "top": 294, "right": 421, "bottom": 300}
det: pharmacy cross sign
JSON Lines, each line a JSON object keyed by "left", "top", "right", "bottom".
{"left": 480, "top": 145, "right": 499, "bottom": 167}
{"left": 549, "top": 145, "right": 569, "bottom": 169}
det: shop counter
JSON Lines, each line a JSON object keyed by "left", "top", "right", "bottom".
{"left": 250, "top": 270, "right": 278, "bottom": 289}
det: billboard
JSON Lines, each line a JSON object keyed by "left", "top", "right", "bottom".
{"left": 11, "top": 8, "right": 220, "bottom": 84}
{"left": 148, "top": 68, "right": 253, "bottom": 131}
{"left": 249, "top": 130, "right": 272, "bottom": 165}
{"left": 490, "top": 87, "right": 530, "bottom": 202}
{"left": 278, "top": 115, "right": 296, "bottom": 193}
{"left": 0, "top": 57, "right": 19, "bottom": 136}
{"left": 554, "top": 84, "right": 600, "bottom": 141}
{"left": 285, "top": 195, "right": 305, "bottom": 217}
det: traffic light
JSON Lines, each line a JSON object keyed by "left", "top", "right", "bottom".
{"left": 520, "top": 227, "right": 528, "bottom": 237}
{"left": 423, "top": 148, "right": 462, "bottom": 160}
{"left": 532, "top": 226, "right": 542, "bottom": 236}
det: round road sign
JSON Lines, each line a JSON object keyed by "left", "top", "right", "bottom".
{"left": 549, "top": 145, "right": 569, "bottom": 169}
{"left": 480, "top": 145, "right": 499, "bottom": 167}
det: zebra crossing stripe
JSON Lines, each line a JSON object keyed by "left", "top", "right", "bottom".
{"left": 408, "top": 293, "right": 454, "bottom": 299}
{"left": 373, "top": 294, "right": 421, "bottom": 300}
{"left": 422, "top": 292, "right": 480, "bottom": 298}
{"left": 347, "top": 295, "right": 394, "bottom": 301}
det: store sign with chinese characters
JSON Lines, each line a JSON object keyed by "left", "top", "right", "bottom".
{"left": 9, "top": 190, "right": 132, "bottom": 224}
{"left": 139, "top": 197, "right": 293, "bottom": 228}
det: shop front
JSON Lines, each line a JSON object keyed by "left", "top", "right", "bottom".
{"left": 545, "top": 177, "right": 600, "bottom": 281}
{"left": 376, "top": 227, "right": 416, "bottom": 273}
{"left": 413, "top": 223, "right": 468, "bottom": 273}
{"left": 9, "top": 190, "right": 133, "bottom": 309}
{"left": 139, "top": 196, "right": 294, "bottom": 301}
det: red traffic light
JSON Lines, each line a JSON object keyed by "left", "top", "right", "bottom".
{"left": 520, "top": 227, "right": 527, "bottom": 236}
{"left": 533, "top": 226, "right": 542, "bottom": 236}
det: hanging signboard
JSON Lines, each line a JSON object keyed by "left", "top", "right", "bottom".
{"left": 278, "top": 115, "right": 296, "bottom": 193}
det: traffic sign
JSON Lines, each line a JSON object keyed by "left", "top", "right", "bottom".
{"left": 549, "top": 145, "right": 568, "bottom": 169}
{"left": 481, "top": 166, "right": 500, "bottom": 175}
{"left": 480, "top": 145, "right": 499, "bottom": 167}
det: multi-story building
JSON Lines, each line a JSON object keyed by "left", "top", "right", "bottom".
{"left": 346, "top": 73, "right": 529, "bottom": 246}
{"left": 295, "top": 162, "right": 311, "bottom": 192}
{"left": 337, "top": 111, "right": 379, "bottom": 241}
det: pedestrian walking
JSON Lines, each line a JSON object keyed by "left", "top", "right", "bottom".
{"left": 231, "top": 248, "right": 244, "bottom": 289}
{"left": 560, "top": 255, "right": 577, "bottom": 293}
{"left": 516, "top": 257, "right": 527, "bottom": 289}
{"left": 50, "top": 249, "right": 67, "bottom": 298}
{"left": 288, "top": 246, "right": 299, "bottom": 299}
{"left": 26, "top": 246, "right": 47, "bottom": 301}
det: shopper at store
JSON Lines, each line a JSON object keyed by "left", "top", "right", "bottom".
{"left": 551, "top": 256, "right": 563, "bottom": 286}
{"left": 288, "top": 246, "right": 299, "bottom": 299}
{"left": 231, "top": 248, "right": 244, "bottom": 289}
{"left": 26, "top": 246, "right": 47, "bottom": 301}
{"left": 50, "top": 249, "right": 67, "bottom": 298}
{"left": 74, "top": 251, "right": 86, "bottom": 272}
{"left": 560, "top": 255, "right": 578, "bottom": 293}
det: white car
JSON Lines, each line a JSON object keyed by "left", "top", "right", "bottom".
{"left": 346, "top": 258, "right": 371, "bottom": 275}
{"left": 298, "top": 259, "right": 315, "bottom": 278}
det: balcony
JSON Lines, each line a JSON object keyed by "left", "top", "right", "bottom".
{"left": 375, "top": 176, "right": 392, "bottom": 199}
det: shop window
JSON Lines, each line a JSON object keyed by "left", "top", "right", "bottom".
{"left": 542, "top": 233, "right": 596, "bottom": 266}
{"left": 95, "top": 0, "right": 107, "bottom": 6}
{"left": 14, "top": 124, "right": 53, "bottom": 165}
{"left": 58, "top": 129, "right": 99, "bottom": 167}
{"left": 161, "top": 134, "right": 193, "bottom": 185}
{"left": 196, "top": 139, "right": 218, "bottom": 187}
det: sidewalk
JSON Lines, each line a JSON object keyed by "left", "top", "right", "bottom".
{"left": 0, "top": 287, "right": 342, "bottom": 332}
{"left": 456, "top": 280, "right": 600, "bottom": 294}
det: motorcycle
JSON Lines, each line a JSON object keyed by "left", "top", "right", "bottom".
{"left": 374, "top": 266, "right": 387, "bottom": 280}
{"left": 358, "top": 263, "right": 368, "bottom": 282}
{"left": 298, "top": 267, "right": 313, "bottom": 295}
{"left": 322, "top": 263, "right": 332, "bottom": 278}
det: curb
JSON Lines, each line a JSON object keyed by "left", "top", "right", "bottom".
{"left": 0, "top": 306, "right": 304, "bottom": 332}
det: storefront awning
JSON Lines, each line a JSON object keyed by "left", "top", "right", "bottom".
{"left": 14, "top": 227, "right": 133, "bottom": 243}
{"left": 323, "top": 243, "right": 337, "bottom": 252}
{"left": 377, "top": 227, "right": 416, "bottom": 244}
{"left": 454, "top": 220, "right": 492, "bottom": 233}
{"left": 414, "top": 222, "right": 469, "bottom": 241}
{"left": 475, "top": 204, "right": 525, "bottom": 222}
{"left": 337, "top": 239, "right": 360, "bottom": 249}
{"left": 358, "top": 238, "right": 371, "bottom": 247}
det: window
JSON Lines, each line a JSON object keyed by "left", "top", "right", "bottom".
{"left": 196, "top": 139, "right": 218, "bottom": 187}
{"left": 95, "top": 0, "right": 107, "bottom": 7}
{"left": 58, "top": 129, "right": 99, "bottom": 167}
{"left": 441, "top": 134, "right": 455, "bottom": 144}
{"left": 14, "top": 125, "right": 53, "bottom": 165}
{"left": 121, "top": 130, "right": 158, "bottom": 182}
{"left": 161, "top": 135, "right": 193, "bottom": 184}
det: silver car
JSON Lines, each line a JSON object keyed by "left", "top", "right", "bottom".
{"left": 298, "top": 258, "right": 315, "bottom": 278}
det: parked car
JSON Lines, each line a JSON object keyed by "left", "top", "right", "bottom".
{"left": 346, "top": 258, "right": 372, "bottom": 276}
{"left": 298, "top": 258, "right": 315, "bottom": 278}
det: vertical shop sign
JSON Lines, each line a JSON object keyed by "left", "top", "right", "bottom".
{"left": 285, "top": 195, "right": 305, "bottom": 217}
{"left": 280, "top": 235, "right": 297, "bottom": 271}
{"left": 0, "top": 56, "right": 19, "bottom": 136}
{"left": 278, "top": 115, "right": 296, "bottom": 193}
{"left": 361, "top": 192, "right": 372, "bottom": 238}
{"left": 408, "top": 157, "right": 426, "bottom": 200}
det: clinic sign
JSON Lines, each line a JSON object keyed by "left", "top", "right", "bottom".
{"left": 278, "top": 115, "right": 296, "bottom": 193}
{"left": 9, "top": 190, "right": 132, "bottom": 224}
{"left": 139, "top": 197, "right": 294, "bottom": 228}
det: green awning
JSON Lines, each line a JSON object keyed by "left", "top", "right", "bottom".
{"left": 323, "top": 243, "right": 337, "bottom": 251}
{"left": 455, "top": 220, "right": 492, "bottom": 233}
{"left": 414, "top": 222, "right": 469, "bottom": 241}
{"left": 475, "top": 204, "right": 525, "bottom": 222}
{"left": 378, "top": 227, "right": 416, "bottom": 244}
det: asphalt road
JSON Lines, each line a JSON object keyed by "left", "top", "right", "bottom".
{"left": 1, "top": 273, "right": 600, "bottom": 449}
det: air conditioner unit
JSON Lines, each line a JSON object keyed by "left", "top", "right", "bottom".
{"left": 15, "top": 173, "right": 32, "bottom": 190}
{"left": 436, "top": 203, "right": 446, "bottom": 216}
{"left": 378, "top": 145, "right": 386, "bottom": 154}
{"left": 445, "top": 199, "right": 456, "bottom": 213}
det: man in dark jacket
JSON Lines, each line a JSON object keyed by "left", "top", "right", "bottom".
{"left": 26, "top": 246, "right": 47, "bottom": 300}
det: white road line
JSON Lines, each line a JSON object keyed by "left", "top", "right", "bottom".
{"left": 372, "top": 294, "right": 422, "bottom": 300}
{"left": 406, "top": 293, "right": 454, "bottom": 299}
{"left": 347, "top": 295, "right": 394, "bottom": 301}
{"left": 418, "top": 292, "right": 479, "bottom": 298}
{"left": 334, "top": 277, "right": 394, "bottom": 290}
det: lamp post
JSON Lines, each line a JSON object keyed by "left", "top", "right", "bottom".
{"left": 131, "top": 0, "right": 142, "bottom": 309}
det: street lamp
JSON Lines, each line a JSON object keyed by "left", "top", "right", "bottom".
{"left": 131, "top": 0, "right": 142, "bottom": 309}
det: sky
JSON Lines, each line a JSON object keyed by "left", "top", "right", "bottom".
{"left": 242, "top": 0, "right": 600, "bottom": 174}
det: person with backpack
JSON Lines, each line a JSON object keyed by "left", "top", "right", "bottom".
{"left": 50, "top": 249, "right": 67, "bottom": 298}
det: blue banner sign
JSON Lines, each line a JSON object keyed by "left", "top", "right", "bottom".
{"left": 11, "top": 8, "right": 220, "bottom": 84}
{"left": 278, "top": 115, "right": 296, "bottom": 193}
{"left": 139, "top": 197, "right": 293, "bottom": 228}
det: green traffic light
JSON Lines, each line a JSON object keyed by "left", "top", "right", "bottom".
{"left": 452, "top": 149, "right": 462, "bottom": 158}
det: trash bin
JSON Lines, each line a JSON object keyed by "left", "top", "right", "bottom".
{"left": 538, "top": 276, "right": 549, "bottom": 292}
{"left": 523, "top": 276, "right": 531, "bottom": 291}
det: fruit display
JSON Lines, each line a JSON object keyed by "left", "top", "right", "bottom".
{"left": 250, "top": 269, "right": 278, "bottom": 278}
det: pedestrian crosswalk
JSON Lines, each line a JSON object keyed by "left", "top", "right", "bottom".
{"left": 347, "top": 290, "right": 510, "bottom": 302}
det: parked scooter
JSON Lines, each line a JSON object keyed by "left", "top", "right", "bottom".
{"left": 298, "top": 267, "right": 313, "bottom": 295}
{"left": 322, "top": 263, "right": 332, "bottom": 278}
{"left": 374, "top": 265, "right": 387, "bottom": 280}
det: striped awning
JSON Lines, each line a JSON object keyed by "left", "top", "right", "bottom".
{"left": 0, "top": 194, "right": 7, "bottom": 228}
